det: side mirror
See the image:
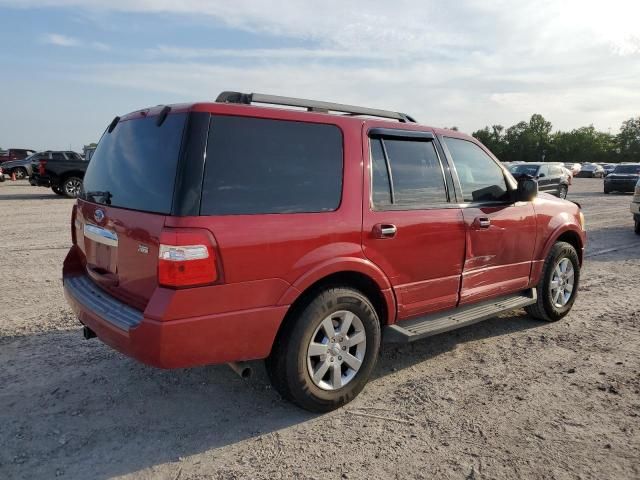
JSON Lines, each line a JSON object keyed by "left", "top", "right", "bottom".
{"left": 515, "top": 177, "right": 538, "bottom": 202}
{"left": 538, "top": 173, "right": 545, "bottom": 178}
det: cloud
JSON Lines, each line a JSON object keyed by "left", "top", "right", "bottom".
{"left": 43, "top": 33, "right": 79, "bottom": 47}
{"left": 42, "top": 32, "right": 110, "bottom": 51}
{"left": 4, "top": 0, "right": 640, "bottom": 138}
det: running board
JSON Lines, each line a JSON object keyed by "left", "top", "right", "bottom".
{"left": 384, "top": 289, "right": 537, "bottom": 343}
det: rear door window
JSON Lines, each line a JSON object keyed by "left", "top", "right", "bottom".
{"left": 201, "top": 116, "right": 343, "bottom": 215}
{"left": 370, "top": 137, "right": 448, "bottom": 209}
{"left": 81, "top": 113, "right": 187, "bottom": 214}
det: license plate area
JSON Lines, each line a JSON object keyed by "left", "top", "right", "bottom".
{"left": 84, "top": 224, "right": 119, "bottom": 273}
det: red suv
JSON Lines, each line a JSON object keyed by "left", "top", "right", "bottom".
{"left": 63, "top": 92, "right": 586, "bottom": 412}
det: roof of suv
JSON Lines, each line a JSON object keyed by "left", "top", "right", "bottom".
{"left": 115, "top": 92, "right": 486, "bottom": 151}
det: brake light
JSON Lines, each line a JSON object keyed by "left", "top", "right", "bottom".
{"left": 38, "top": 159, "right": 47, "bottom": 175}
{"left": 158, "top": 229, "right": 218, "bottom": 288}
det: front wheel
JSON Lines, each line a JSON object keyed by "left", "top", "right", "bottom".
{"left": 13, "top": 167, "right": 27, "bottom": 180}
{"left": 526, "top": 241, "right": 580, "bottom": 322}
{"left": 266, "top": 287, "right": 381, "bottom": 412}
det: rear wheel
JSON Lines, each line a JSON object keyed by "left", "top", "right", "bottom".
{"left": 13, "top": 167, "right": 27, "bottom": 180}
{"left": 558, "top": 185, "right": 568, "bottom": 199}
{"left": 62, "top": 176, "right": 82, "bottom": 198}
{"left": 266, "top": 287, "right": 381, "bottom": 412}
{"left": 526, "top": 241, "right": 580, "bottom": 322}
{"left": 635, "top": 219, "right": 640, "bottom": 235}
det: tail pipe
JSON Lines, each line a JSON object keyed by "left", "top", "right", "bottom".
{"left": 227, "top": 361, "right": 252, "bottom": 379}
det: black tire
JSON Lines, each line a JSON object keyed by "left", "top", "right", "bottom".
{"left": 558, "top": 185, "right": 568, "bottom": 199}
{"left": 526, "top": 241, "right": 580, "bottom": 322}
{"left": 52, "top": 185, "right": 65, "bottom": 196}
{"left": 604, "top": 188, "right": 610, "bottom": 194}
{"left": 61, "top": 176, "right": 82, "bottom": 198}
{"left": 13, "top": 167, "right": 27, "bottom": 180}
{"left": 635, "top": 219, "right": 640, "bottom": 235}
{"left": 266, "top": 287, "right": 381, "bottom": 412}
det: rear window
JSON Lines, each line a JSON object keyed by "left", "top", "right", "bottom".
{"left": 613, "top": 165, "right": 640, "bottom": 174}
{"left": 81, "top": 113, "right": 187, "bottom": 214}
{"left": 201, "top": 116, "right": 343, "bottom": 215}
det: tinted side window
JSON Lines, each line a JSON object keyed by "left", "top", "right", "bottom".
{"left": 384, "top": 139, "right": 448, "bottom": 206}
{"left": 370, "top": 139, "right": 392, "bottom": 208}
{"left": 51, "top": 152, "right": 65, "bottom": 161}
{"left": 201, "top": 116, "right": 343, "bottom": 215}
{"left": 444, "top": 137, "right": 509, "bottom": 203}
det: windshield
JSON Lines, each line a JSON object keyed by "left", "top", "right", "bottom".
{"left": 81, "top": 113, "right": 187, "bottom": 214}
{"left": 613, "top": 165, "right": 640, "bottom": 174}
{"left": 509, "top": 164, "right": 539, "bottom": 176}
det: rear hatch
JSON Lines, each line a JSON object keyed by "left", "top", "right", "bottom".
{"left": 75, "top": 110, "right": 189, "bottom": 310}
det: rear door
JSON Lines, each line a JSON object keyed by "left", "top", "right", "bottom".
{"left": 441, "top": 136, "right": 537, "bottom": 305}
{"left": 362, "top": 127, "right": 466, "bottom": 320}
{"left": 75, "top": 110, "right": 192, "bottom": 310}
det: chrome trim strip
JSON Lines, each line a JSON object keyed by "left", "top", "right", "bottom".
{"left": 84, "top": 224, "right": 118, "bottom": 247}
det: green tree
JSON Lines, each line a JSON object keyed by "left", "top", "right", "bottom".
{"left": 616, "top": 117, "right": 640, "bottom": 162}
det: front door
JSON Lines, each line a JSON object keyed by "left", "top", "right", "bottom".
{"left": 440, "top": 136, "right": 537, "bottom": 305}
{"left": 361, "top": 126, "right": 466, "bottom": 320}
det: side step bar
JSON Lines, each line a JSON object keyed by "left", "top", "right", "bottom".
{"left": 384, "top": 289, "right": 537, "bottom": 343}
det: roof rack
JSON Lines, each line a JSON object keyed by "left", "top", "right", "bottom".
{"left": 215, "top": 91, "right": 416, "bottom": 123}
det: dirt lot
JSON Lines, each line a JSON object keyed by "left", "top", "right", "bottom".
{"left": 1, "top": 179, "right": 639, "bottom": 480}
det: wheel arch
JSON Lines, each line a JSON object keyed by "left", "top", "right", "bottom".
{"left": 545, "top": 226, "right": 584, "bottom": 265}
{"left": 271, "top": 263, "right": 396, "bottom": 357}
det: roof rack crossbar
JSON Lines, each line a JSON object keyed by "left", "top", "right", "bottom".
{"left": 215, "top": 91, "right": 416, "bottom": 123}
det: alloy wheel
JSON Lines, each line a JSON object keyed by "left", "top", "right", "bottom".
{"left": 306, "top": 310, "right": 367, "bottom": 391}
{"left": 64, "top": 178, "right": 82, "bottom": 197}
{"left": 549, "top": 257, "right": 575, "bottom": 308}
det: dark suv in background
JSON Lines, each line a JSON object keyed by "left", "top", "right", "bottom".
{"left": 508, "top": 162, "right": 570, "bottom": 198}
{"left": 604, "top": 163, "right": 640, "bottom": 194}
{"left": 29, "top": 150, "right": 87, "bottom": 197}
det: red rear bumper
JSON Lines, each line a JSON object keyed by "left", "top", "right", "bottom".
{"left": 63, "top": 274, "right": 288, "bottom": 369}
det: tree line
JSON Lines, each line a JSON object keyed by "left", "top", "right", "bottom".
{"left": 471, "top": 114, "right": 640, "bottom": 164}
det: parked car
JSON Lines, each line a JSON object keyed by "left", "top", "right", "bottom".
{"left": 1, "top": 152, "right": 38, "bottom": 179}
{"left": 63, "top": 92, "right": 586, "bottom": 412}
{"left": 603, "top": 163, "right": 640, "bottom": 194}
{"left": 602, "top": 163, "right": 616, "bottom": 176}
{"left": 508, "top": 162, "right": 570, "bottom": 198}
{"left": 29, "top": 150, "right": 87, "bottom": 197}
{"left": 564, "top": 162, "right": 582, "bottom": 175}
{"left": 0, "top": 148, "right": 36, "bottom": 163}
{"left": 631, "top": 178, "right": 640, "bottom": 234}
{"left": 576, "top": 163, "right": 605, "bottom": 178}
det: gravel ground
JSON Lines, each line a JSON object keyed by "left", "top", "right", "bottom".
{"left": 1, "top": 178, "right": 639, "bottom": 480}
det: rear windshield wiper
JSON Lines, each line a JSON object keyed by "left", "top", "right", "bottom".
{"left": 85, "top": 190, "right": 112, "bottom": 205}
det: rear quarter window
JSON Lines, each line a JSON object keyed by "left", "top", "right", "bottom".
{"left": 201, "top": 116, "right": 343, "bottom": 215}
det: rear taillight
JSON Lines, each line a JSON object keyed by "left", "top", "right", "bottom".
{"left": 158, "top": 228, "right": 218, "bottom": 288}
{"left": 38, "top": 159, "right": 47, "bottom": 175}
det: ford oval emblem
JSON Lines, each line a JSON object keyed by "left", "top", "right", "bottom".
{"left": 94, "top": 209, "right": 105, "bottom": 223}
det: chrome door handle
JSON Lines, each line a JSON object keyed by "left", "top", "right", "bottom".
{"left": 373, "top": 224, "right": 397, "bottom": 238}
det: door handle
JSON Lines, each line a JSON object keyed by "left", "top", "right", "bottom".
{"left": 373, "top": 224, "right": 397, "bottom": 239}
{"left": 474, "top": 217, "right": 491, "bottom": 229}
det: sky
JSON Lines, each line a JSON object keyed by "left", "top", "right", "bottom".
{"left": 0, "top": 0, "right": 639, "bottom": 151}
